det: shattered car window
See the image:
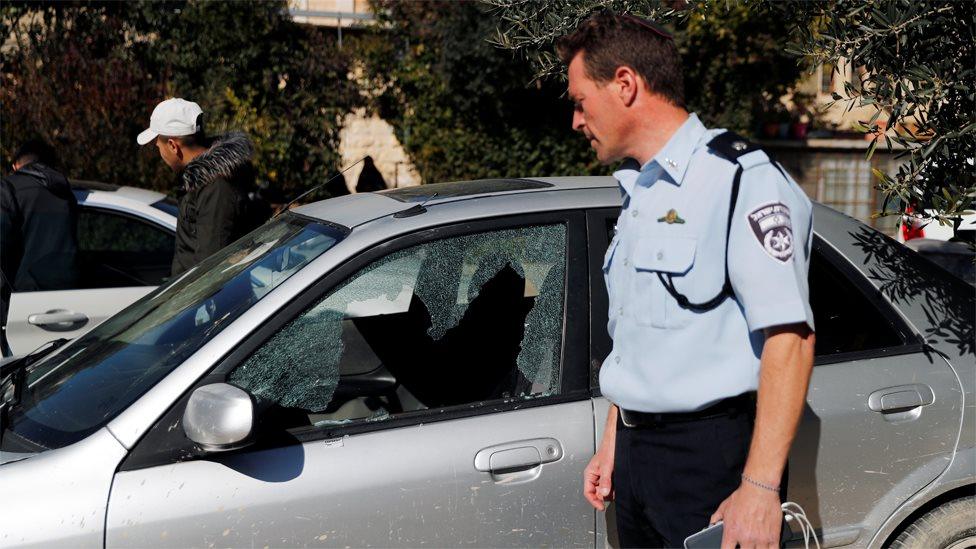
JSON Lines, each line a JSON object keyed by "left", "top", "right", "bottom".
{"left": 229, "top": 223, "right": 567, "bottom": 429}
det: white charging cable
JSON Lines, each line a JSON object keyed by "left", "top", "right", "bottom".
{"left": 782, "top": 501, "right": 821, "bottom": 549}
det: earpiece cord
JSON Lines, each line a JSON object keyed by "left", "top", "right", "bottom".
{"left": 782, "top": 501, "right": 821, "bottom": 549}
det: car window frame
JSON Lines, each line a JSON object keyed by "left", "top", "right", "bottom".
{"left": 807, "top": 236, "right": 925, "bottom": 365}
{"left": 73, "top": 204, "right": 177, "bottom": 288}
{"left": 10, "top": 204, "right": 176, "bottom": 293}
{"left": 119, "top": 210, "right": 590, "bottom": 472}
{"left": 585, "top": 208, "right": 926, "bottom": 395}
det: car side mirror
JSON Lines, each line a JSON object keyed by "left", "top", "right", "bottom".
{"left": 182, "top": 383, "right": 255, "bottom": 452}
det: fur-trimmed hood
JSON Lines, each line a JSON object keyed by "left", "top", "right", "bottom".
{"left": 181, "top": 132, "right": 254, "bottom": 191}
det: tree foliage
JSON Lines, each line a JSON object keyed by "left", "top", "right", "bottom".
{"left": 785, "top": 0, "right": 975, "bottom": 238}
{"left": 1, "top": 1, "right": 359, "bottom": 197}
{"left": 490, "top": 0, "right": 976, "bottom": 238}
{"left": 353, "top": 1, "right": 600, "bottom": 184}
{"left": 487, "top": 0, "right": 807, "bottom": 133}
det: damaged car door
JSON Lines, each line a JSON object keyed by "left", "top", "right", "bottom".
{"left": 105, "top": 213, "right": 596, "bottom": 547}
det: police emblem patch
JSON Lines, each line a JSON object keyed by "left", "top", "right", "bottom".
{"left": 747, "top": 202, "right": 794, "bottom": 262}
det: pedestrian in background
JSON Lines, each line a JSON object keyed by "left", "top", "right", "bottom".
{"left": 561, "top": 12, "right": 816, "bottom": 548}
{"left": 0, "top": 139, "right": 79, "bottom": 357}
{"left": 355, "top": 156, "right": 387, "bottom": 193}
{"left": 137, "top": 98, "right": 269, "bottom": 276}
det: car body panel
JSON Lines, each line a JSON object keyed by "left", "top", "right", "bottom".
{"left": 0, "top": 428, "right": 127, "bottom": 548}
{"left": 0, "top": 178, "right": 969, "bottom": 548}
{"left": 107, "top": 402, "right": 595, "bottom": 547}
{"left": 6, "top": 184, "right": 177, "bottom": 355}
{"left": 788, "top": 352, "right": 961, "bottom": 547}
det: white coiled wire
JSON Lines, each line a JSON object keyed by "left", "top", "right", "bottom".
{"left": 782, "top": 501, "right": 821, "bottom": 549}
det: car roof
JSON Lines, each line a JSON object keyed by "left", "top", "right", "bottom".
{"left": 71, "top": 179, "right": 169, "bottom": 205}
{"left": 294, "top": 177, "right": 618, "bottom": 227}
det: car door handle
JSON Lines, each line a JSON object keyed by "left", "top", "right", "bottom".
{"left": 28, "top": 310, "right": 90, "bottom": 331}
{"left": 474, "top": 438, "right": 563, "bottom": 473}
{"left": 868, "top": 384, "right": 934, "bottom": 413}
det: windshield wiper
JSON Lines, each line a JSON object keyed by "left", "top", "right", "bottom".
{"left": 0, "top": 338, "right": 70, "bottom": 382}
{"left": 0, "top": 338, "right": 70, "bottom": 446}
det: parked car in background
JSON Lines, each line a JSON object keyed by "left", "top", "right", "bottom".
{"left": 0, "top": 178, "right": 972, "bottom": 548}
{"left": 898, "top": 208, "right": 975, "bottom": 286}
{"left": 4, "top": 181, "right": 176, "bottom": 355}
{"left": 899, "top": 208, "right": 976, "bottom": 243}
{"left": 904, "top": 238, "right": 975, "bottom": 285}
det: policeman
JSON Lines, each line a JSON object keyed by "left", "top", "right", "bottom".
{"left": 558, "top": 12, "right": 816, "bottom": 548}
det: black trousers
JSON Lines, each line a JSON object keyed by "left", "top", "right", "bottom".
{"left": 612, "top": 405, "right": 784, "bottom": 548}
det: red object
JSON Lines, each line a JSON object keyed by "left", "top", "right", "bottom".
{"left": 791, "top": 122, "right": 809, "bottom": 140}
{"left": 902, "top": 205, "right": 925, "bottom": 241}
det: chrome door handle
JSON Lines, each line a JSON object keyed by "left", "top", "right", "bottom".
{"left": 474, "top": 438, "right": 563, "bottom": 473}
{"left": 28, "top": 310, "right": 90, "bottom": 332}
{"left": 868, "top": 384, "right": 934, "bottom": 413}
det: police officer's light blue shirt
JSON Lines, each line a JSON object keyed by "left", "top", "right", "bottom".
{"left": 599, "top": 113, "right": 815, "bottom": 413}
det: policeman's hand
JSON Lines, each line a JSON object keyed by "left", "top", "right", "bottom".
{"left": 582, "top": 445, "right": 614, "bottom": 511}
{"left": 710, "top": 481, "right": 782, "bottom": 549}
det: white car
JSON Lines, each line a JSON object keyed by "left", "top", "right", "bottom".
{"left": 5, "top": 181, "right": 177, "bottom": 355}
{"left": 898, "top": 209, "right": 976, "bottom": 242}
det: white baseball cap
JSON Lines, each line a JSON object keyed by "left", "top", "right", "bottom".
{"left": 136, "top": 98, "right": 204, "bottom": 146}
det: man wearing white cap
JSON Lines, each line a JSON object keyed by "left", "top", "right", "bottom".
{"left": 138, "top": 98, "right": 266, "bottom": 276}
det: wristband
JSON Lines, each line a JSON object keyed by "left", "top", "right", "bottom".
{"left": 741, "top": 473, "right": 780, "bottom": 493}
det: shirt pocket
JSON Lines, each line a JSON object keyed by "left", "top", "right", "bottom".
{"left": 632, "top": 236, "right": 697, "bottom": 328}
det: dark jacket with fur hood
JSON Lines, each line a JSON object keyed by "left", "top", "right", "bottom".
{"left": 172, "top": 132, "right": 267, "bottom": 276}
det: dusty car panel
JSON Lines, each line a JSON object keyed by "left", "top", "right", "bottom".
{"left": 0, "top": 178, "right": 970, "bottom": 548}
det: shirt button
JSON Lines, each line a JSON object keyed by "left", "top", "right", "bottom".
{"left": 631, "top": 209, "right": 639, "bottom": 218}
{"left": 615, "top": 356, "right": 621, "bottom": 364}
{"left": 623, "top": 258, "right": 630, "bottom": 267}
{"left": 657, "top": 251, "right": 664, "bottom": 260}
{"left": 618, "top": 306, "right": 624, "bottom": 316}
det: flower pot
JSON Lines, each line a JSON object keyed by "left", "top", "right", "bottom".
{"left": 791, "top": 122, "right": 809, "bottom": 140}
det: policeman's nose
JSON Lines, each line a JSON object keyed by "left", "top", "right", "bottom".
{"left": 572, "top": 110, "right": 586, "bottom": 133}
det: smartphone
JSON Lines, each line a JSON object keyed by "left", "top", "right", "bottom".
{"left": 684, "top": 521, "right": 725, "bottom": 549}
{"left": 684, "top": 518, "right": 792, "bottom": 548}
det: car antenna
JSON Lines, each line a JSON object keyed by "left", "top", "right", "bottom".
{"left": 393, "top": 192, "right": 439, "bottom": 219}
{"left": 273, "top": 156, "right": 367, "bottom": 218}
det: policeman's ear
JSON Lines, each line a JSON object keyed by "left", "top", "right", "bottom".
{"left": 614, "top": 66, "right": 640, "bottom": 107}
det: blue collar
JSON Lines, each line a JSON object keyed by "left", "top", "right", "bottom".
{"left": 613, "top": 113, "right": 707, "bottom": 197}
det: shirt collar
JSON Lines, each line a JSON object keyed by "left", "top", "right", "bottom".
{"left": 612, "top": 113, "right": 706, "bottom": 196}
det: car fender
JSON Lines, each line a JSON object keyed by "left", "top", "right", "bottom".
{"left": 869, "top": 445, "right": 976, "bottom": 548}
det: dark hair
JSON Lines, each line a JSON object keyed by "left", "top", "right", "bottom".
{"left": 13, "top": 138, "right": 57, "bottom": 167}
{"left": 556, "top": 11, "right": 686, "bottom": 108}
{"left": 158, "top": 131, "right": 208, "bottom": 149}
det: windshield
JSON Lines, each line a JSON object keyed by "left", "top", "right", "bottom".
{"left": 1, "top": 213, "right": 346, "bottom": 454}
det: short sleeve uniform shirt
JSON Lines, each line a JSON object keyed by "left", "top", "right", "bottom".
{"left": 598, "top": 113, "right": 815, "bottom": 413}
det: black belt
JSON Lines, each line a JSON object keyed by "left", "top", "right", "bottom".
{"left": 618, "top": 393, "right": 756, "bottom": 427}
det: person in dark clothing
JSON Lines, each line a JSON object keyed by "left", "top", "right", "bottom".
{"left": 355, "top": 156, "right": 388, "bottom": 193}
{"left": 325, "top": 171, "right": 350, "bottom": 198}
{"left": 0, "top": 139, "right": 80, "bottom": 356}
{"left": 137, "top": 98, "right": 268, "bottom": 276}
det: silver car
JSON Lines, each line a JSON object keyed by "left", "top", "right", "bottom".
{"left": 5, "top": 181, "right": 177, "bottom": 355}
{"left": 0, "top": 178, "right": 972, "bottom": 548}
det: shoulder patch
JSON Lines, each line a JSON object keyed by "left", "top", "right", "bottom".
{"left": 747, "top": 202, "right": 794, "bottom": 263}
{"left": 707, "top": 131, "right": 763, "bottom": 163}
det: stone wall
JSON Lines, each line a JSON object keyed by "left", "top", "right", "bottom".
{"left": 338, "top": 108, "right": 421, "bottom": 192}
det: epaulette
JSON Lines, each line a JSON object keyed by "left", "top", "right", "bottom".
{"left": 706, "top": 131, "right": 770, "bottom": 170}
